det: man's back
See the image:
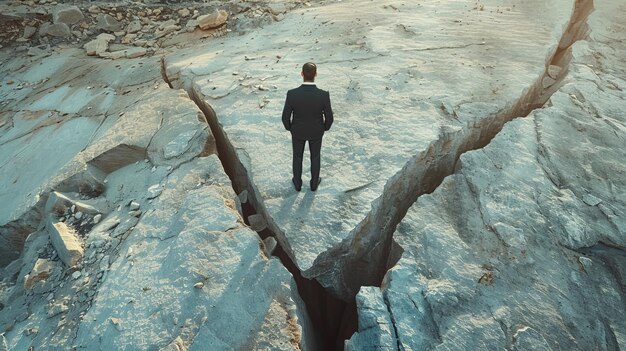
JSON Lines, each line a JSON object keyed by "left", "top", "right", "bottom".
{"left": 282, "top": 84, "right": 333, "bottom": 141}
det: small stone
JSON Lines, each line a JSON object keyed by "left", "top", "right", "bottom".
{"left": 147, "top": 184, "right": 163, "bottom": 199}
{"left": 541, "top": 76, "right": 556, "bottom": 89}
{"left": 96, "top": 13, "right": 122, "bottom": 32}
{"left": 23, "top": 26, "right": 36, "bottom": 38}
{"left": 267, "top": 3, "right": 287, "bottom": 15}
{"left": 126, "top": 20, "right": 142, "bottom": 34}
{"left": 75, "top": 211, "right": 83, "bottom": 220}
{"left": 578, "top": 256, "right": 593, "bottom": 271}
{"left": 88, "top": 5, "right": 100, "bottom": 14}
{"left": 197, "top": 9, "right": 228, "bottom": 30}
{"left": 582, "top": 194, "right": 602, "bottom": 206}
{"left": 93, "top": 214, "right": 102, "bottom": 224}
{"left": 44, "top": 22, "right": 71, "bottom": 38}
{"left": 129, "top": 210, "right": 142, "bottom": 218}
{"left": 547, "top": 65, "right": 562, "bottom": 79}
{"left": 248, "top": 214, "right": 267, "bottom": 232}
{"left": 110, "top": 317, "right": 122, "bottom": 331}
{"left": 129, "top": 201, "right": 140, "bottom": 210}
{"left": 72, "top": 271, "right": 82, "bottom": 279}
{"left": 194, "top": 282, "right": 204, "bottom": 289}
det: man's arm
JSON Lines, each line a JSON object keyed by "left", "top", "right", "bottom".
{"left": 282, "top": 92, "right": 293, "bottom": 130}
{"left": 323, "top": 91, "right": 334, "bottom": 131}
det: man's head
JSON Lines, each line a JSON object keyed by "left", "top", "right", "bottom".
{"left": 301, "top": 62, "right": 317, "bottom": 82}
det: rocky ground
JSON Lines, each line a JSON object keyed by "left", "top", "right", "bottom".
{"left": 0, "top": 0, "right": 625, "bottom": 350}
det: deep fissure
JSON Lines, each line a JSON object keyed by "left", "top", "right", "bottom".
{"left": 307, "top": 0, "right": 595, "bottom": 302}
{"left": 160, "top": 66, "right": 356, "bottom": 350}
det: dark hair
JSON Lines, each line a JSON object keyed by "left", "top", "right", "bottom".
{"left": 302, "top": 62, "right": 317, "bottom": 81}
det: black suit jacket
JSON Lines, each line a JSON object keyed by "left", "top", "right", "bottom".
{"left": 282, "top": 84, "right": 333, "bottom": 140}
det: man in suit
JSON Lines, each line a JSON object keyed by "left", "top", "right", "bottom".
{"left": 282, "top": 62, "right": 334, "bottom": 192}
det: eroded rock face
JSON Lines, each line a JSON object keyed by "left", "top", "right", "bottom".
{"left": 350, "top": 0, "right": 626, "bottom": 348}
{"left": 0, "top": 41, "right": 311, "bottom": 350}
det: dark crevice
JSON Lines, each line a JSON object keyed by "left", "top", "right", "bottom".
{"left": 165, "top": 70, "right": 356, "bottom": 350}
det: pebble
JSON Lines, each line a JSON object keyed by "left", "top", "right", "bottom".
{"left": 71, "top": 271, "right": 82, "bottom": 279}
{"left": 194, "top": 282, "right": 204, "bottom": 289}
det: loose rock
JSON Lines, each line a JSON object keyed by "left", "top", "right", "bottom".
{"left": 197, "top": 10, "right": 228, "bottom": 30}
{"left": 53, "top": 5, "right": 84, "bottom": 25}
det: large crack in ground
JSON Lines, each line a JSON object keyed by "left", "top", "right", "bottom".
{"left": 309, "top": 0, "right": 595, "bottom": 301}
{"left": 161, "top": 0, "right": 594, "bottom": 348}
{"left": 161, "top": 60, "right": 357, "bottom": 350}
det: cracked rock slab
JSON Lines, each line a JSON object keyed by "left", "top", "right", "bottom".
{"left": 356, "top": 1, "right": 626, "bottom": 347}
{"left": 165, "top": 0, "right": 580, "bottom": 297}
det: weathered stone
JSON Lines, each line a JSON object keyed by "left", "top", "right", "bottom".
{"left": 346, "top": 286, "right": 397, "bottom": 351}
{"left": 24, "top": 258, "right": 55, "bottom": 289}
{"left": 267, "top": 3, "right": 287, "bottom": 15}
{"left": 247, "top": 214, "right": 267, "bottom": 232}
{"left": 47, "top": 218, "right": 84, "bottom": 267}
{"left": 126, "top": 20, "right": 142, "bottom": 34}
{"left": 125, "top": 47, "right": 148, "bottom": 59}
{"left": 53, "top": 5, "right": 84, "bottom": 25}
{"left": 547, "top": 64, "right": 562, "bottom": 79}
{"left": 45, "top": 191, "right": 100, "bottom": 216}
{"left": 23, "top": 26, "right": 36, "bottom": 39}
{"left": 160, "top": 336, "right": 186, "bottom": 351}
{"left": 96, "top": 14, "right": 122, "bottom": 32}
{"left": 83, "top": 33, "right": 115, "bottom": 56}
{"left": 41, "top": 22, "right": 71, "bottom": 37}
{"left": 178, "top": 8, "right": 190, "bottom": 17}
{"left": 197, "top": 10, "right": 228, "bottom": 30}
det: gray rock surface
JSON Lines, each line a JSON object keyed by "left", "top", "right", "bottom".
{"left": 164, "top": 0, "right": 587, "bottom": 300}
{"left": 350, "top": 0, "right": 626, "bottom": 348}
{"left": 0, "top": 38, "right": 311, "bottom": 348}
{"left": 1, "top": 0, "right": 624, "bottom": 349}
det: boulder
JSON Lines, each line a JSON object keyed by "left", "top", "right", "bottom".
{"left": 96, "top": 13, "right": 122, "bottom": 32}
{"left": 40, "top": 22, "right": 71, "bottom": 38}
{"left": 83, "top": 33, "right": 115, "bottom": 56}
{"left": 52, "top": 5, "right": 84, "bottom": 25}
{"left": 197, "top": 10, "right": 228, "bottom": 30}
{"left": 47, "top": 217, "right": 84, "bottom": 267}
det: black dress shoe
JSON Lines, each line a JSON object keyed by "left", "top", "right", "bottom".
{"left": 292, "top": 178, "right": 302, "bottom": 192}
{"left": 310, "top": 177, "right": 322, "bottom": 191}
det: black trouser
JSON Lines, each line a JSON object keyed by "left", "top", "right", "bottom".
{"left": 292, "top": 137, "right": 322, "bottom": 186}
